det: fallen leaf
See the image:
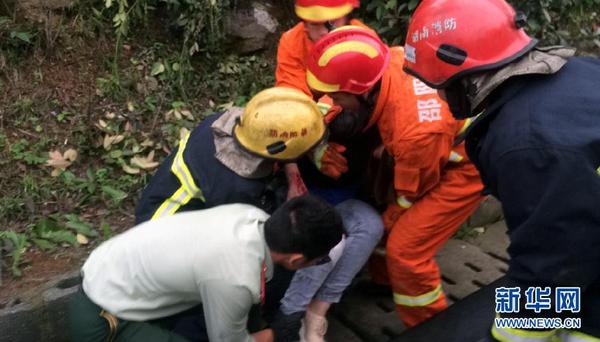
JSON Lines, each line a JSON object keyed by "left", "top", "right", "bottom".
{"left": 46, "top": 149, "right": 78, "bottom": 177}
{"left": 124, "top": 121, "right": 133, "bottom": 132}
{"left": 180, "top": 109, "right": 193, "bottom": 120}
{"left": 164, "top": 109, "right": 174, "bottom": 121}
{"left": 122, "top": 164, "right": 141, "bottom": 174}
{"left": 127, "top": 101, "right": 135, "bottom": 112}
{"left": 95, "top": 119, "right": 110, "bottom": 133}
{"left": 218, "top": 101, "right": 234, "bottom": 111}
{"left": 141, "top": 138, "right": 154, "bottom": 147}
{"left": 103, "top": 135, "right": 125, "bottom": 150}
{"left": 130, "top": 150, "right": 159, "bottom": 170}
{"left": 105, "top": 112, "right": 116, "bottom": 119}
{"left": 151, "top": 62, "right": 165, "bottom": 76}
{"left": 473, "top": 227, "right": 486, "bottom": 234}
{"left": 63, "top": 148, "right": 78, "bottom": 162}
{"left": 77, "top": 233, "right": 89, "bottom": 245}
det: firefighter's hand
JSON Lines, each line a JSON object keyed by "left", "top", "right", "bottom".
{"left": 284, "top": 163, "right": 308, "bottom": 200}
{"left": 312, "top": 142, "right": 348, "bottom": 179}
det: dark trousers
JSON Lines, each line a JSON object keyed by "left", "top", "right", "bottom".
{"left": 69, "top": 267, "right": 295, "bottom": 342}
{"left": 68, "top": 289, "right": 200, "bottom": 342}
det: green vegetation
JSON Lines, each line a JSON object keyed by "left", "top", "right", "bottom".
{"left": 360, "top": 0, "right": 600, "bottom": 52}
{"left": 0, "top": 1, "right": 273, "bottom": 278}
{"left": 0, "top": 0, "right": 597, "bottom": 278}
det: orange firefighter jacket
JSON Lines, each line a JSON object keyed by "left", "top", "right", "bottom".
{"left": 367, "top": 47, "right": 472, "bottom": 220}
{"left": 275, "top": 19, "right": 370, "bottom": 96}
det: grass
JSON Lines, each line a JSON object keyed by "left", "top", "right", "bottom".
{"left": 0, "top": 5, "right": 274, "bottom": 278}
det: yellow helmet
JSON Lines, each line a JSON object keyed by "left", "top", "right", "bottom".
{"left": 234, "top": 87, "right": 326, "bottom": 160}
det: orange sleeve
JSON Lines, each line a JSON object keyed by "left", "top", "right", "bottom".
{"left": 275, "top": 28, "right": 312, "bottom": 96}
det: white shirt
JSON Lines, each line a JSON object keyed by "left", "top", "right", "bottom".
{"left": 82, "top": 204, "right": 273, "bottom": 341}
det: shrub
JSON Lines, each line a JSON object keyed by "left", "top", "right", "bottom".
{"left": 359, "top": 0, "right": 600, "bottom": 52}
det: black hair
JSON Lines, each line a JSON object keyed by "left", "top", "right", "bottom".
{"left": 264, "top": 194, "right": 344, "bottom": 260}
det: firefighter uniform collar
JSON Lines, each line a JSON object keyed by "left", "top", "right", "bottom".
{"left": 212, "top": 108, "right": 275, "bottom": 179}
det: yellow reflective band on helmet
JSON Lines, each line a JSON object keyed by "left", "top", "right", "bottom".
{"left": 318, "top": 41, "right": 379, "bottom": 67}
{"left": 396, "top": 195, "right": 413, "bottom": 209}
{"left": 307, "top": 69, "right": 340, "bottom": 92}
{"left": 150, "top": 133, "right": 205, "bottom": 220}
{"left": 393, "top": 284, "right": 442, "bottom": 307}
{"left": 330, "top": 25, "right": 367, "bottom": 33}
{"left": 491, "top": 324, "right": 557, "bottom": 342}
{"left": 295, "top": 4, "right": 353, "bottom": 22}
{"left": 560, "top": 330, "right": 600, "bottom": 342}
{"left": 449, "top": 151, "right": 464, "bottom": 163}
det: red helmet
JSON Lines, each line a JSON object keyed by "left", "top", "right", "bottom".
{"left": 295, "top": 0, "right": 360, "bottom": 22}
{"left": 306, "top": 26, "right": 390, "bottom": 95}
{"left": 402, "top": 0, "right": 537, "bottom": 89}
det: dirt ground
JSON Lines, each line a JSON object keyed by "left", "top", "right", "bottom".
{"left": 0, "top": 30, "right": 136, "bottom": 305}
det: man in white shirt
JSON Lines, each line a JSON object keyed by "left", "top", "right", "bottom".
{"left": 68, "top": 195, "right": 343, "bottom": 342}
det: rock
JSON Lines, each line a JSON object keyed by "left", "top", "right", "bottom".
{"left": 465, "top": 196, "right": 504, "bottom": 228}
{"left": 224, "top": 1, "right": 280, "bottom": 54}
{"left": 17, "top": 0, "right": 75, "bottom": 24}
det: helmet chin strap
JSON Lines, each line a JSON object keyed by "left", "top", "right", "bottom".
{"left": 324, "top": 14, "right": 351, "bottom": 32}
{"left": 325, "top": 21, "right": 336, "bottom": 32}
{"left": 444, "top": 80, "right": 476, "bottom": 119}
{"left": 329, "top": 81, "right": 381, "bottom": 142}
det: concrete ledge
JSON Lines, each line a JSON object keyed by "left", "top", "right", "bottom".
{"left": 0, "top": 271, "right": 81, "bottom": 342}
{"left": 0, "top": 302, "right": 42, "bottom": 342}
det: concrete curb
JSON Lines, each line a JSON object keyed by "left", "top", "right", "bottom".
{"left": 0, "top": 271, "right": 81, "bottom": 342}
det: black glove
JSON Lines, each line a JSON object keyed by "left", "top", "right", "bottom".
{"left": 270, "top": 309, "right": 304, "bottom": 342}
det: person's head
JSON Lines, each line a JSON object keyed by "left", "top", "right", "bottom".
{"left": 233, "top": 87, "right": 327, "bottom": 161}
{"left": 307, "top": 26, "right": 389, "bottom": 110}
{"left": 402, "top": 0, "right": 537, "bottom": 118}
{"left": 306, "top": 26, "right": 389, "bottom": 134}
{"left": 264, "top": 194, "right": 344, "bottom": 270}
{"left": 295, "top": 0, "right": 359, "bottom": 41}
